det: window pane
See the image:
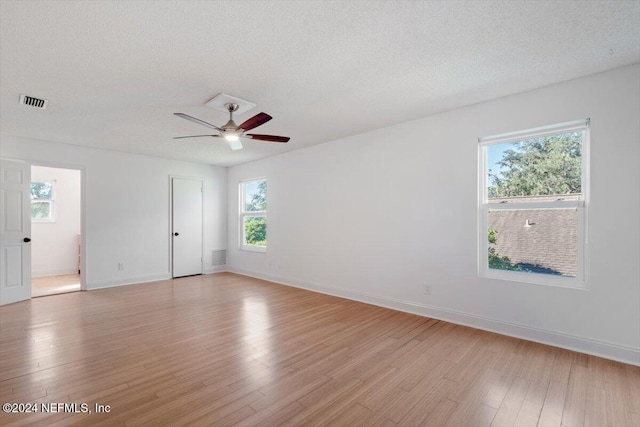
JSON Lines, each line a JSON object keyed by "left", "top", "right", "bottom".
{"left": 31, "top": 201, "right": 51, "bottom": 219}
{"left": 243, "top": 216, "right": 267, "bottom": 247}
{"left": 487, "top": 131, "right": 582, "bottom": 202}
{"left": 31, "top": 182, "right": 53, "bottom": 200}
{"left": 243, "top": 180, "right": 266, "bottom": 212}
{"left": 488, "top": 208, "right": 577, "bottom": 277}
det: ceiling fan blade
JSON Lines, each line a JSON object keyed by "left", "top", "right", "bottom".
{"left": 245, "top": 134, "right": 290, "bottom": 143}
{"left": 173, "top": 134, "right": 221, "bottom": 139}
{"left": 174, "top": 113, "right": 222, "bottom": 132}
{"left": 238, "top": 112, "right": 272, "bottom": 131}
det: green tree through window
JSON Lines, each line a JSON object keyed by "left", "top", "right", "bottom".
{"left": 489, "top": 132, "right": 582, "bottom": 198}
{"left": 241, "top": 179, "right": 267, "bottom": 249}
{"left": 31, "top": 181, "right": 54, "bottom": 220}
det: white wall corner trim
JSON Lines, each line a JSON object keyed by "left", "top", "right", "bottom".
{"left": 228, "top": 267, "right": 640, "bottom": 367}
{"left": 87, "top": 274, "right": 171, "bottom": 290}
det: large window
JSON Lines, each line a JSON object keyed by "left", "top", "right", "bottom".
{"left": 31, "top": 181, "right": 55, "bottom": 222}
{"left": 478, "top": 120, "right": 589, "bottom": 288}
{"left": 240, "top": 178, "right": 267, "bottom": 252}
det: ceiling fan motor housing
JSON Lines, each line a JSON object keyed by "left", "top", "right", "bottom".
{"left": 223, "top": 103, "right": 241, "bottom": 132}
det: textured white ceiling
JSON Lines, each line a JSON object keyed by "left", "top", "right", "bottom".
{"left": 1, "top": 1, "right": 639, "bottom": 166}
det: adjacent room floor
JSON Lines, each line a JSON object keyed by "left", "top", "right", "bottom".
{"left": 31, "top": 274, "right": 81, "bottom": 298}
{"left": 0, "top": 272, "right": 638, "bottom": 426}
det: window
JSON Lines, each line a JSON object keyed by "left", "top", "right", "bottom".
{"left": 239, "top": 178, "right": 267, "bottom": 252}
{"left": 478, "top": 120, "right": 589, "bottom": 288}
{"left": 31, "top": 181, "right": 55, "bottom": 222}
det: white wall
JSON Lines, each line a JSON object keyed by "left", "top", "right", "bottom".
{"left": 227, "top": 64, "right": 640, "bottom": 365}
{"left": 0, "top": 137, "right": 227, "bottom": 291}
{"left": 31, "top": 165, "right": 81, "bottom": 277}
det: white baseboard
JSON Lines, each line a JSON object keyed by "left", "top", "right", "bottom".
{"left": 87, "top": 273, "right": 171, "bottom": 290}
{"left": 204, "top": 266, "right": 228, "bottom": 274}
{"left": 32, "top": 267, "right": 79, "bottom": 278}
{"left": 228, "top": 267, "right": 640, "bottom": 367}
{"left": 87, "top": 268, "right": 228, "bottom": 289}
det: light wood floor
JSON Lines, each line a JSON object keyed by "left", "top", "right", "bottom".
{"left": 0, "top": 273, "right": 638, "bottom": 427}
{"left": 32, "top": 274, "right": 81, "bottom": 298}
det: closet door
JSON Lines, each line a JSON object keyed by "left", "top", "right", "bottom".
{"left": 171, "top": 178, "right": 203, "bottom": 278}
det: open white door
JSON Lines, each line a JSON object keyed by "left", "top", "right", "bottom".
{"left": 172, "top": 178, "right": 203, "bottom": 278}
{"left": 0, "top": 159, "right": 32, "bottom": 305}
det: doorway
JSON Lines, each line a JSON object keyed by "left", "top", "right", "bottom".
{"left": 30, "top": 166, "right": 82, "bottom": 297}
{"left": 171, "top": 177, "right": 203, "bottom": 278}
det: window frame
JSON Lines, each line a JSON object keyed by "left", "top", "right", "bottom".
{"left": 477, "top": 119, "right": 590, "bottom": 289}
{"left": 31, "top": 180, "right": 56, "bottom": 223}
{"left": 239, "top": 177, "right": 267, "bottom": 253}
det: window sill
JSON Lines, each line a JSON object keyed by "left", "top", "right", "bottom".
{"left": 480, "top": 268, "right": 587, "bottom": 290}
{"left": 241, "top": 245, "right": 267, "bottom": 253}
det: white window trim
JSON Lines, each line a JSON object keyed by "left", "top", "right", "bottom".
{"left": 31, "top": 180, "right": 56, "bottom": 223}
{"left": 477, "top": 119, "right": 590, "bottom": 289}
{"left": 239, "top": 178, "right": 267, "bottom": 253}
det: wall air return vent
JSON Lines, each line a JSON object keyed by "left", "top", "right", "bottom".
{"left": 211, "top": 250, "right": 227, "bottom": 266}
{"left": 19, "top": 94, "right": 48, "bottom": 109}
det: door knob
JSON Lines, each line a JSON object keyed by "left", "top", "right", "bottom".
{"left": 23, "top": 237, "right": 31, "bottom": 242}
{"left": 174, "top": 232, "right": 179, "bottom": 236}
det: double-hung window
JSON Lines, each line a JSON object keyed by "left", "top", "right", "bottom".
{"left": 478, "top": 119, "right": 589, "bottom": 288}
{"left": 31, "top": 181, "right": 55, "bottom": 222}
{"left": 240, "top": 178, "right": 267, "bottom": 252}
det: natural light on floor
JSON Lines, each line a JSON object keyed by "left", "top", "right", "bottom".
{"left": 32, "top": 274, "right": 80, "bottom": 297}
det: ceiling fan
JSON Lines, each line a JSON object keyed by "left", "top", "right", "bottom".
{"left": 173, "top": 103, "right": 290, "bottom": 150}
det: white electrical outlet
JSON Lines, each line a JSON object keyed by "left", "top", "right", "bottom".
{"left": 424, "top": 285, "right": 432, "bottom": 295}
{"left": 118, "top": 263, "right": 124, "bottom": 271}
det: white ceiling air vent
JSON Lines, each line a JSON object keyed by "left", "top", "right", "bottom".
{"left": 19, "top": 94, "right": 48, "bottom": 109}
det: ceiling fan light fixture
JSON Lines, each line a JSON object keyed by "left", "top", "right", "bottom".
{"left": 228, "top": 139, "right": 243, "bottom": 151}
{"left": 224, "top": 133, "right": 240, "bottom": 142}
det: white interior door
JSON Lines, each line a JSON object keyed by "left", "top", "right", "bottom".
{"left": 0, "top": 159, "right": 32, "bottom": 305}
{"left": 172, "top": 178, "right": 203, "bottom": 278}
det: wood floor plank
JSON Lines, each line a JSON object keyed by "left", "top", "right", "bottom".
{"left": 562, "top": 364, "right": 589, "bottom": 427}
{"left": 513, "top": 399, "right": 543, "bottom": 427}
{"left": 325, "top": 402, "right": 375, "bottom": 426}
{"left": 380, "top": 360, "right": 456, "bottom": 422}
{"left": 0, "top": 272, "right": 638, "bottom": 427}
{"left": 395, "top": 377, "right": 458, "bottom": 426}
{"left": 166, "top": 389, "right": 263, "bottom": 427}
{"left": 490, "top": 376, "right": 530, "bottom": 427}
{"left": 469, "top": 403, "right": 498, "bottom": 427}
{"left": 445, "top": 368, "right": 505, "bottom": 427}
{"left": 584, "top": 385, "right": 607, "bottom": 427}
{"left": 538, "top": 380, "right": 569, "bottom": 427}
{"left": 424, "top": 398, "right": 459, "bottom": 427}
